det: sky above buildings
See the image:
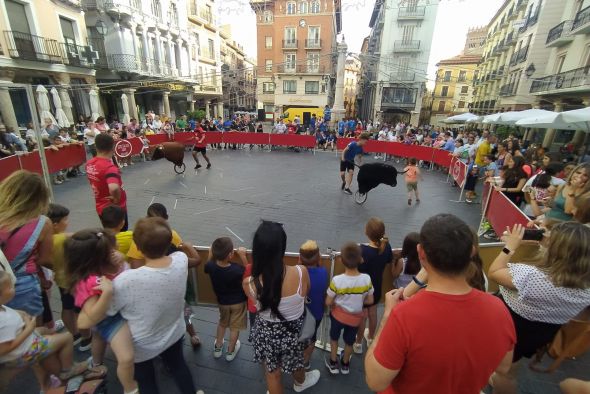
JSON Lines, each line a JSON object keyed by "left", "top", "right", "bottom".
{"left": 218, "top": 0, "right": 504, "bottom": 88}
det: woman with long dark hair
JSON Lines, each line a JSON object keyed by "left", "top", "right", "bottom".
{"left": 496, "top": 155, "right": 528, "bottom": 206}
{"left": 243, "top": 221, "right": 319, "bottom": 394}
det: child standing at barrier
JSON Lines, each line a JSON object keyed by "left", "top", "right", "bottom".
{"left": 404, "top": 158, "right": 421, "bottom": 206}
{"left": 465, "top": 164, "right": 479, "bottom": 203}
{"left": 299, "top": 240, "right": 329, "bottom": 370}
{"left": 205, "top": 238, "right": 248, "bottom": 361}
{"left": 354, "top": 218, "right": 394, "bottom": 354}
{"left": 325, "top": 242, "right": 373, "bottom": 375}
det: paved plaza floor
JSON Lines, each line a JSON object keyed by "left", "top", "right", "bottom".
{"left": 4, "top": 147, "right": 589, "bottom": 393}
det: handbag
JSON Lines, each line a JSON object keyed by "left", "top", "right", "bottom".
{"left": 530, "top": 308, "right": 590, "bottom": 373}
{"left": 298, "top": 300, "right": 317, "bottom": 343}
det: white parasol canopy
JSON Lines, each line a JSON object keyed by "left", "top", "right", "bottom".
{"left": 89, "top": 89, "right": 101, "bottom": 122}
{"left": 482, "top": 112, "right": 503, "bottom": 124}
{"left": 36, "top": 85, "right": 56, "bottom": 125}
{"left": 443, "top": 112, "right": 480, "bottom": 124}
{"left": 466, "top": 116, "right": 484, "bottom": 123}
{"left": 493, "top": 109, "right": 557, "bottom": 126}
{"left": 121, "top": 93, "right": 131, "bottom": 125}
{"left": 515, "top": 107, "right": 590, "bottom": 132}
{"left": 50, "top": 87, "right": 70, "bottom": 128}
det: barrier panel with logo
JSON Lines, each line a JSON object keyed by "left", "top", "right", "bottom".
{"left": 449, "top": 157, "right": 468, "bottom": 189}
{"left": 115, "top": 139, "right": 133, "bottom": 158}
{"left": 483, "top": 187, "right": 531, "bottom": 236}
{"left": 269, "top": 133, "right": 316, "bottom": 148}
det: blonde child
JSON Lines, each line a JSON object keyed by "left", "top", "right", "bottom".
{"left": 64, "top": 229, "right": 138, "bottom": 394}
{"left": 404, "top": 157, "right": 422, "bottom": 206}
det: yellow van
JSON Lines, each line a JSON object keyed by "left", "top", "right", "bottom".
{"left": 282, "top": 107, "right": 324, "bottom": 124}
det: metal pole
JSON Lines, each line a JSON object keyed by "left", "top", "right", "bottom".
{"left": 24, "top": 84, "right": 54, "bottom": 200}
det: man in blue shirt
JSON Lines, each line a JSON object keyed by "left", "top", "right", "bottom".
{"left": 338, "top": 120, "right": 345, "bottom": 136}
{"left": 340, "top": 133, "right": 370, "bottom": 195}
{"left": 443, "top": 132, "right": 455, "bottom": 152}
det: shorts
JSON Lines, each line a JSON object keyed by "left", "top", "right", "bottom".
{"left": 329, "top": 314, "right": 358, "bottom": 346}
{"left": 406, "top": 182, "right": 418, "bottom": 192}
{"left": 59, "top": 287, "right": 81, "bottom": 313}
{"left": 340, "top": 160, "right": 354, "bottom": 172}
{"left": 311, "top": 318, "right": 322, "bottom": 343}
{"left": 193, "top": 146, "right": 206, "bottom": 154}
{"left": 6, "top": 275, "right": 43, "bottom": 317}
{"left": 94, "top": 313, "right": 125, "bottom": 342}
{"left": 219, "top": 302, "right": 247, "bottom": 330}
{"left": 1, "top": 332, "right": 50, "bottom": 368}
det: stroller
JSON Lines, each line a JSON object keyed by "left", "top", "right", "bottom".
{"left": 354, "top": 162, "right": 403, "bottom": 204}
{"left": 150, "top": 141, "right": 186, "bottom": 174}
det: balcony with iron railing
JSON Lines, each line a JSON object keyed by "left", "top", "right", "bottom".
{"left": 519, "top": 12, "right": 539, "bottom": 34}
{"left": 397, "top": 6, "right": 426, "bottom": 19}
{"left": 499, "top": 82, "right": 516, "bottom": 96}
{"left": 277, "top": 64, "right": 297, "bottom": 73}
{"left": 282, "top": 39, "right": 298, "bottom": 49}
{"left": 505, "top": 32, "right": 515, "bottom": 46}
{"left": 189, "top": 4, "right": 216, "bottom": 25}
{"left": 530, "top": 66, "right": 590, "bottom": 94}
{"left": 392, "top": 72, "right": 415, "bottom": 82}
{"left": 572, "top": 5, "right": 590, "bottom": 34}
{"left": 393, "top": 40, "right": 421, "bottom": 52}
{"left": 103, "top": 0, "right": 140, "bottom": 15}
{"left": 304, "top": 39, "right": 321, "bottom": 49}
{"left": 296, "top": 64, "right": 325, "bottom": 74}
{"left": 546, "top": 20, "right": 574, "bottom": 47}
{"left": 509, "top": 45, "right": 528, "bottom": 67}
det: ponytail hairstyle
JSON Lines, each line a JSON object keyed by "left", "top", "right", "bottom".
{"left": 365, "top": 217, "right": 389, "bottom": 254}
{"left": 64, "top": 228, "right": 116, "bottom": 291}
{"left": 400, "top": 232, "right": 421, "bottom": 275}
{"left": 251, "top": 221, "right": 287, "bottom": 320}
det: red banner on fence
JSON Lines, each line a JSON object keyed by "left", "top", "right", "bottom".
{"left": 432, "top": 149, "right": 453, "bottom": 168}
{"left": 269, "top": 133, "right": 316, "bottom": 148}
{"left": 484, "top": 187, "right": 531, "bottom": 236}
{"left": 449, "top": 157, "right": 468, "bottom": 189}
{"left": 224, "top": 132, "right": 270, "bottom": 145}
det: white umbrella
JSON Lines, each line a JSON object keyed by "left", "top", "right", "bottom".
{"left": 50, "top": 87, "right": 70, "bottom": 128}
{"left": 89, "top": 89, "right": 101, "bottom": 122}
{"left": 443, "top": 112, "right": 479, "bottom": 124}
{"left": 494, "top": 108, "right": 557, "bottom": 126}
{"left": 121, "top": 93, "right": 131, "bottom": 124}
{"left": 466, "top": 116, "right": 484, "bottom": 124}
{"left": 60, "top": 87, "right": 73, "bottom": 123}
{"left": 482, "top": 112, "right": 503, "bottom": 124}
{"left": 36, "top": 85, "right": 56, "bottom": 125}
{"left": 515, "top": 107, "right": 590, "bottom": 132}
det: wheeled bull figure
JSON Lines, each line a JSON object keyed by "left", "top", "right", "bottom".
{"left": 354, "top": 162, "right": 405, "bottom": 204}
{"left": 150, "top": 142, "right": 186, "bottom": 174}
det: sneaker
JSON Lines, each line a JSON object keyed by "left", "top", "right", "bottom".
{"left": 213, "top": 340, "right": 224, "bottom": 358}
{"left": 341, "top": 181, "right": 345, "bottom": 190}
{"left": 408, "top": 199, "right": 412, "bottom": 206}
{"left": 339, "top": 355, "right": 350, "bottom": 375}
{"left": 195, "top": 164, "right": 202, "bottom": 169}
{"left": 72, "top": 333, "right": 82, "bottom": 346}
{"left": 78, "top": 336, "right": 92, "bottom": 352}
{"left": 325, "top": 357, "right": 339, "bottom": 375}
{"left": 343, "top": 188, "right": 352, "bottom": 195}
{"left": 54, "top": 319, "right": 65, "bottom": 332}
{"left": 352, "top": 342, "right": 363, "bottom": 354}
{"left": 225, "top": 340, "right": 240, "bottom": 362}
{"left": 294, "top": 370, "right": 320, "bottom": 392}
{"left": 363, "top": 328, "right": 373, "bottom": 348}
{"left": 206, "top": 163, "right": 211, "bottom": 169}
{"left": 416, "top": 199, "right": 421, "bottom": 204}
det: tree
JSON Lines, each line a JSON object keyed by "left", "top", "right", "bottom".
{"left": 186, "top": 110, "right": 206, "bottom": 122}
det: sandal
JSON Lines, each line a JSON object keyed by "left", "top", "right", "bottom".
{"left": 190, "top": 335, "right": 201, "bottom": 349}
{"left": 84, "top": 364, "right": 108, "bottom": 380}
{"left": 59, "top": 361, "right": 88, "bottom": 380}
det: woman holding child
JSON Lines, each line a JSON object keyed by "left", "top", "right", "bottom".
{"left": 243, "top": 221, "right": 320, "bottom": 394}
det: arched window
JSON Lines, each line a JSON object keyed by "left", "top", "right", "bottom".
{"left": 310, "top": 1, "right": 320, "bottom": 13}
{"left": 286, "top": 2, "right": 296, "bottom": 14}
{"left": 263, "top": 10, "right": 273, "bottom": 22}
{"left": 299, "top": 1, "right": 308, "bottom": 14}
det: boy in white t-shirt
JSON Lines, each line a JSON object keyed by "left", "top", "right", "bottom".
{"left": 325, "top": 242, "right": 374, "bottom": 375}
{"left": 0, "top": 271, "right": 87, "bottom": 391}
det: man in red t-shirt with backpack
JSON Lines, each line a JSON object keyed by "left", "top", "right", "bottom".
{"left": 85, "top": 133, "right": 128, "bottom": 230}
{"left": 365, "top": 214, "right": 515, "bottom": 394}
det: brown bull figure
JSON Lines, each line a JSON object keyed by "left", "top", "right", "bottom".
{"left": 149, "top": 142, "right": 186, "bottom": 174}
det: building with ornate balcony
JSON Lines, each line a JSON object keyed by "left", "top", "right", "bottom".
{"left": 0, "top": 0, "right": 97, "bottom": 130}
{"left": 357, "top": 0, "right": 439, "bottom": 126}
{"left": 250, "top": 0, "right": 341, "bottom": 124}
{"left": 344, "top": 57, "right": 360, "bottom": 118}
{"left": 530, "top": 0, "right": 590, "bottom": 148}
{"left": 220, "top": 25, "right": 257, "bottom": 118}
{"left": 471, "top": 0, "right": 564, "bottom": 115}
{"left": 81, "top": 0, "right": 223, "bottom": 121}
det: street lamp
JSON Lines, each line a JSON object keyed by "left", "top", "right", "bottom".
{"left": 95, "top": 20, "right": 107, "bottom": 36}
{"left": 525, "top": 63, "right": 536, "bottom": 78}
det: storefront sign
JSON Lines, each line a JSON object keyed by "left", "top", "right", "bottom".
{"left": 138, "top": 82, "right": 187, "bottom": 91}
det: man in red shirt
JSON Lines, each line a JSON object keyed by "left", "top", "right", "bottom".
{"left": 191, "top": 124, "right": 211, "bottom": 170}
{"left": 365, "top": 214, "right": 515, "bottom": 394}
{"left": 86, "top": 133, "right": 128, "bottom": 230}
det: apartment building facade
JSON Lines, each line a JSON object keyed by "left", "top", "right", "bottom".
{"left": 81, "top": 0, "right": 223, "bottom": 121}
{"left": 0, "top": 0, "right": 97, "bottom": 130}
{"left": 357, "top": 0, "right": 439, "bottom": 126}
{"left": 344, "top": 57, "right": 360, "bottom": 118}
{"left": 250, "top": 0, "right": 341, "bottom": 123}
{"left": 471, "top": 0, "right": 563, "bottom": 115}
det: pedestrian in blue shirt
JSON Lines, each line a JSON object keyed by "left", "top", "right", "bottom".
{"left": 338, "top": 120, "right": 345, "bottom": 136}
{"left": 443, "top": 132, "right": 455, "bottom": 152}
{"left": 340, "top": 133, "right": 370, "bottom": 195}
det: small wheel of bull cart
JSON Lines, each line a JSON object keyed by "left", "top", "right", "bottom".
{"left": 354, "top": 191, "right": 367, "bottom": 205}
{"left": 174, "top": 163, "right": 186, "bottom": 174}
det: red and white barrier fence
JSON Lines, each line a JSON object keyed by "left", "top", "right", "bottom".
{"left": 479, "top": 181, "right": 531, "bottom": 237}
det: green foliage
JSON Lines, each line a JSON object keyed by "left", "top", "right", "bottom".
{"left": 186, "top": 110, "right": 206, "bottom": 121}
{"left": 493, "top": 125, "right": 523, "bottom": 141}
